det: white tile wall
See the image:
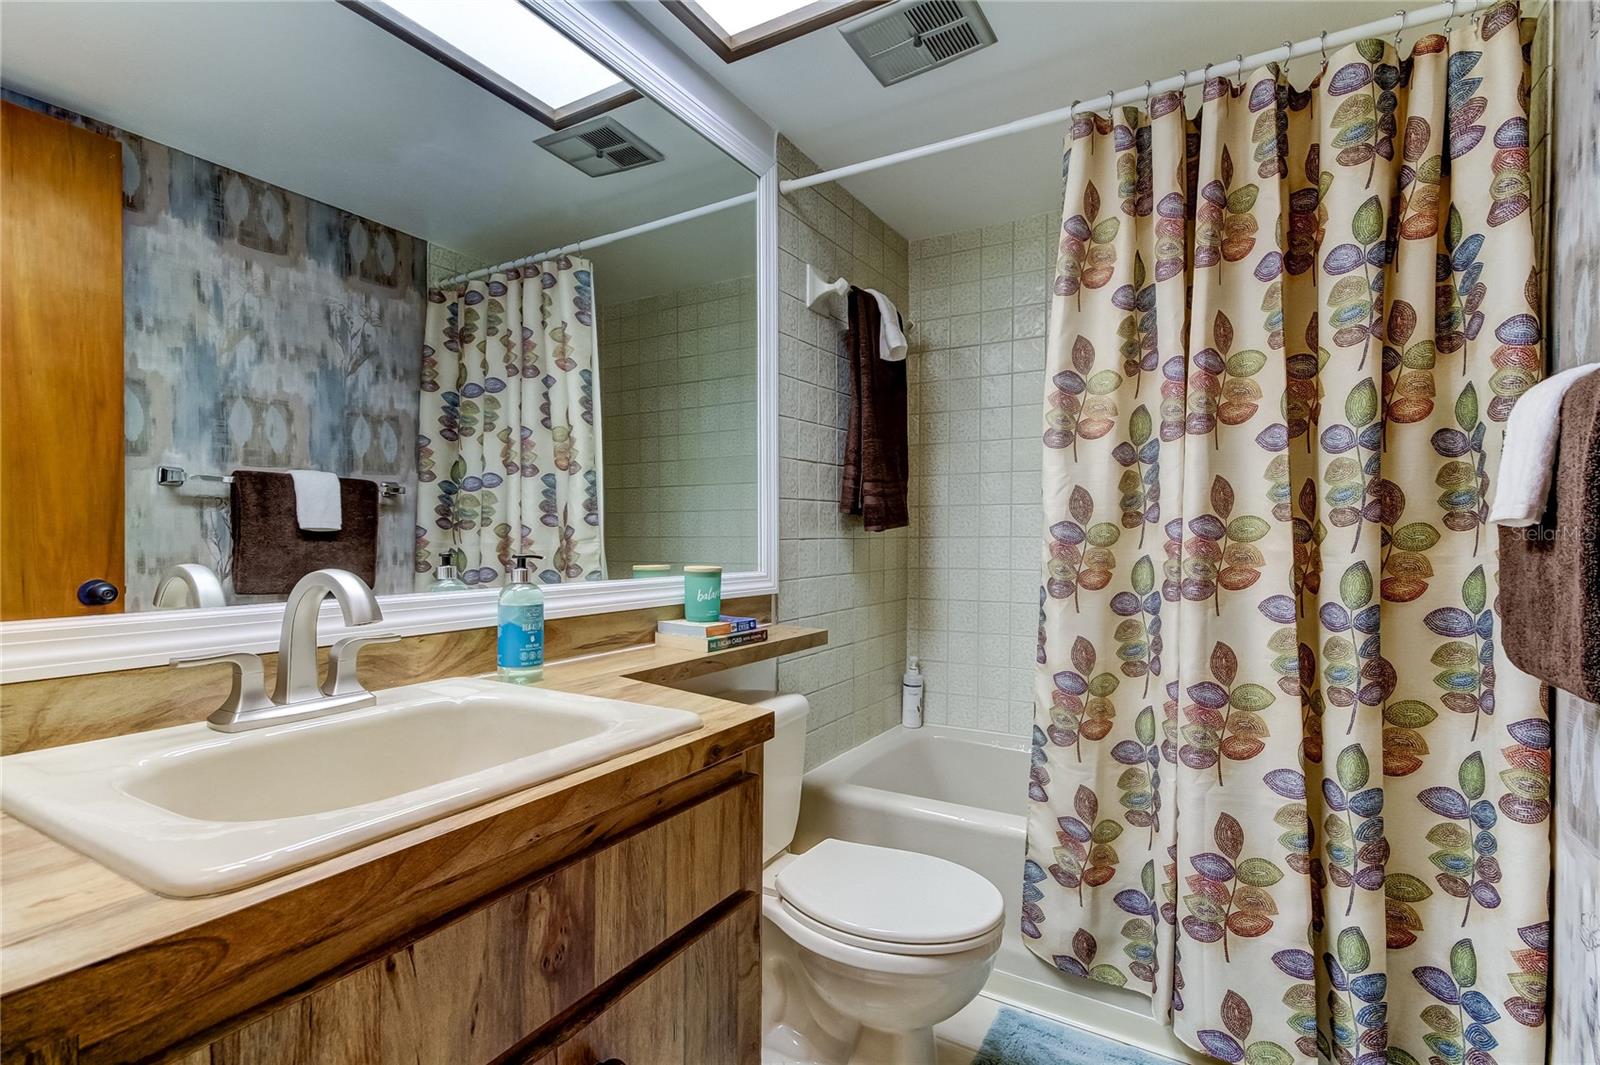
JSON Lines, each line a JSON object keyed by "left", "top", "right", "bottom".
{"left": 775, "top": 136, "right": 913, "bottom": 768}
{"left": 597, "top": 279, "right": 759, "bottom": 576}
{"left": 905, "top": 210, "right": 1061, "bottom": 738}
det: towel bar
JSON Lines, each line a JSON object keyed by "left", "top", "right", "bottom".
{"left": 804, "top": 263, "right": 915, "bottom": 331}
{"left": 156, "top": 466, "right": 406, "bottom": 501}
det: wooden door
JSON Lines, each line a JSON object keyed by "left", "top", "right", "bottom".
{"left": 0, "top": 101, "right": 125, "bottom": 620}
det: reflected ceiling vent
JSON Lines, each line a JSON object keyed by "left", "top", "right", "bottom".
{"left": 842, "top": 0, "right": 996, "bottom": 86}
{"left": 536, "top": 118, "right": 661, "bottom": 177}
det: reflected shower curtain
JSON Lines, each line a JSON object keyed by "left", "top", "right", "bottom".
{"left": 416, "top": 257, "right": 604, "bottom": 587}
{"left": 1025, "top": 5, "right": 1550, "bottom": 1063}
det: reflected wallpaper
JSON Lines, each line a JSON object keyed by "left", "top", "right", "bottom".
{"left": 5, "top": 91, "right": 425, "bottom": 609}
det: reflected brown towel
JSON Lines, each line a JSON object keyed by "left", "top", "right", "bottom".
{"left": 1499, "top": 370, "right": 1600, "bottom": 700}
{"left": 231, "top": 472, "right": 378, "bottom": 595}
{"left": 839, "top": 287, "right": 908, "bottom": 532}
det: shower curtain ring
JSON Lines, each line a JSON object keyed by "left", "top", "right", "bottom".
{"left": 1106, "top": 87, "right": 1115, "bottom": 113}
{"left": 1319, "top": 29, "right": 1329, "bottom": 70}
{"left": 1234, "top": 54, "right": 1245, "bottom": 90}
{"left": 1394, "top": 9, "right": 1406, "bottom": 51}
{"left": 1444, "top": 0, "right": 1459, "bottom": 31}
{"left": 1202, "top": 61, "right": 1212, "bottom": 92}
{"left": 1281, "top": 40, "right": 1293, "bottom": 66}
{"left": 1144, "top": 79, "right": 1153, "bottom": 110}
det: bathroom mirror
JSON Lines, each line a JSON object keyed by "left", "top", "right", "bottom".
{"left": 0, "top": 0, "right": 768, "bottom": 631}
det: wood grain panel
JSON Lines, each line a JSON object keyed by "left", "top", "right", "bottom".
{"left": 0, "top": 595, "right": 778, "bottom": 755}
{"left": 0, "top": 101, "right": 125, "bottom": 621}
{"left": 552, "top": 898, "right": 759, "bottom": 1065}
{"left": 154, "top": 777, "right": 757, "bottom": 1065}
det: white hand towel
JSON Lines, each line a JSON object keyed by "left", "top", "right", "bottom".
{"left": 287, "top": 469, "right": 342, "bottom": 532}
{"left": 864, "top": 288, "right": 908, "bottom": 362}
{"left": 1487, "top": 363, "right": 1600, "bottom": 527}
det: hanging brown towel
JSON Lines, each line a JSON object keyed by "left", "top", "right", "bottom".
{"left": 1498, "top": 370, "right": 1600, "bottom": 700}
{"left": 839, "top": 287, "right": 908, "bottom": 532}
{"left": 231, "top": 472, "right": 378, "bottom": 595}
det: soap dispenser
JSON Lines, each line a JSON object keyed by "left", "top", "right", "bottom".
{"left": 429, "top": 555, "right": 468, "bottom": 592}
{"left": 497, "top": 554, "right": 545, "bottom": 683}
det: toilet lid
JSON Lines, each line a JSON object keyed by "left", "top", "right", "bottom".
{"left": 775, "top": 839, "right": 1005, "bottom": 946}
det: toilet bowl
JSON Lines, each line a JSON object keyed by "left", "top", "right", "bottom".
{"left": 716, "top": 692, "right": 1004, "bottom": 1065}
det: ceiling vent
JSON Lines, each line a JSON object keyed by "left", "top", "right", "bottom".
{"left": 536, "top": 118, "right": 662, "bottom": 177}
{"left": 841, "top": 0, "right": 996, "bottom": 86}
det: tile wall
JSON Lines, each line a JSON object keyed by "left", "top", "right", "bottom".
{"left": 774, "top": 136, "right": 913, "bottom": 768}
{"left": 597, "top": 278, "right": 759, "bottom": 577}
{"left": 903, "top": 210, "right": 1061, "bottom": 737}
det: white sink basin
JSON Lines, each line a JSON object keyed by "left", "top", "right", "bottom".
{"left": 0, "top": 677, "right": 700, "bottom": 897}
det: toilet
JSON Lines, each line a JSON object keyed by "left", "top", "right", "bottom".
{"left": 721, "top": 692, "right": 1004, "bottom": 1065}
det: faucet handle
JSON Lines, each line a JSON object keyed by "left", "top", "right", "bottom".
{"left": 323, "top": 631, "right": 401, "bottom": 697}
{"left": 172, "top": 651, "right": 275, "bottom": 723}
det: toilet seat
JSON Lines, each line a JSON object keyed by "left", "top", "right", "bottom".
{"left": 774, "top": 839, "right": 1005, "bottom": 955}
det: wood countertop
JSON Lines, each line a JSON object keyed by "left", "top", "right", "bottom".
{"left": 0, "top": 624, "right": 824, "bottom": 1055}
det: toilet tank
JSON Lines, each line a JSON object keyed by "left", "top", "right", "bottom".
{"left": 712, "top": 691, "right": 809, "bottom": 863}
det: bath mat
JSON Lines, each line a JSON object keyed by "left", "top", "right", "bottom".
{"left": 970, "top": 1006, "right": 1182, "bottom": 1065}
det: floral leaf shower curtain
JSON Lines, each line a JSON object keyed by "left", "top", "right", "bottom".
{"left": 417, "top": 257, "right": 605, "bottom": 587}
{"left": 1026, "top": 6, "right": 1549, "bottom": 1064}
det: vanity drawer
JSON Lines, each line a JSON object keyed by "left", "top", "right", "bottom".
{"left": 541, "top": 895, "right": 760, "bottom": 1065}
{"left": 164, "top": 772, "right": 760, "bottom": 1065}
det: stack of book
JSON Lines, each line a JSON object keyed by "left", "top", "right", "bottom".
{"left": 655, "top": 614, "right": 768, "bottom": 652}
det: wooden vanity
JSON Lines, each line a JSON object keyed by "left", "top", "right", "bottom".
{"left": 0, "top": 612, "right": 824, "bottom": 1065}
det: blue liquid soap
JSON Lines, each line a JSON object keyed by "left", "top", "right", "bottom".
{"left": 497, "top": 554, "right": 545, "bottom": 683}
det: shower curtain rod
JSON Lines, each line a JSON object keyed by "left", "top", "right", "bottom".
{"left": 440, "top": 189, "right": 758, "bottom": 286}
{"left": 779, "top": 0, "right": 1499, "bottom": 194}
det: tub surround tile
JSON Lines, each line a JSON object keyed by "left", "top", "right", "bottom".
{"left": 776, "top": 136, "right": 910, "bottom": 768}
{"left": 907, "top": 209, "right": 1060, "bottom": 738}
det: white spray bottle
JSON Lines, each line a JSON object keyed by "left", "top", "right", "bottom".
{"left": 902, "top": 656, "right": 924, "bottom": 728}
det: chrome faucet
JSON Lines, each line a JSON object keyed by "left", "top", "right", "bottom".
{"left": 174, "top": 569, "right": 399, "bottom": 732}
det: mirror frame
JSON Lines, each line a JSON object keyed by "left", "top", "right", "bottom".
{"left": 0, "top": 0, "right": 780, "bottom": 683}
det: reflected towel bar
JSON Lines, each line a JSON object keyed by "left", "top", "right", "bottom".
{"left": 156, "top": 466, "right": 406, "bottom": 501}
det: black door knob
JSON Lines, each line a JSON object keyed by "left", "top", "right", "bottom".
{"left": 77, "top": 579, "right": 119, "bottom": 606}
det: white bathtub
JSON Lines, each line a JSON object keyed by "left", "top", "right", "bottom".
{"left": 793, "top": 725, "right": 1205, "bottom": 1064}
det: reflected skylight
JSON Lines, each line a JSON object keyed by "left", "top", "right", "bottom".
{"left": 383, "top": 0, "right": 624, "bottom": 110}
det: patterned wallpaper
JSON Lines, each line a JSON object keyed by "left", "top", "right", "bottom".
{"left": 1544, "top": 3, "right": 1600, "bottom": 1061}
{"left": 5, "top": 92, "right": 426, "bottom": 609}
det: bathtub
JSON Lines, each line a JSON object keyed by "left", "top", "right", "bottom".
{"left": 793, "top": 725, "right": 1205, "bottom": 1064}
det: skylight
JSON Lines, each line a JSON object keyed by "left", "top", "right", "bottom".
{"left": 665, "top": 1, "right": 891, "bottom": 63}
{"left": 694, "top": 0, "right": 821, "bottom": 37}
{"left": 378, "top": 0, "right": 626, "bottom": 112}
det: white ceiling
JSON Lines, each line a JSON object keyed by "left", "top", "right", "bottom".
{"left": 0, "top": 0, "right": 757, "bottom": 300}
{"left": 632, "top": 0, "right": 1438, "bottom": 240}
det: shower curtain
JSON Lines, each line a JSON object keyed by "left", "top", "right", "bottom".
{"left": 1025, "top": 5, "right": 1549, "bottom": 1064}
{"left": 416, "top": 257, "right": 605, "bottom": 587}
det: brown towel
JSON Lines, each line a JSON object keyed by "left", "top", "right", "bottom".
{"left": 1499, "top": 370, "right": 1600, "bottom": 700}
{"left": 231, "top": 472, "right": 378, "bottom": 595}
{"left": 839, "top": 287, "right": 908, "bottom": 532}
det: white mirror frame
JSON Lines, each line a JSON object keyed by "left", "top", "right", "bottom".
{"left": 0, "top": 0, "right": 780, "bottom": 683}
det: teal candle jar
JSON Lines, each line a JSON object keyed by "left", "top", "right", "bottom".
{"left": 683, "top": 565, "right": 722, "bottom": 623}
